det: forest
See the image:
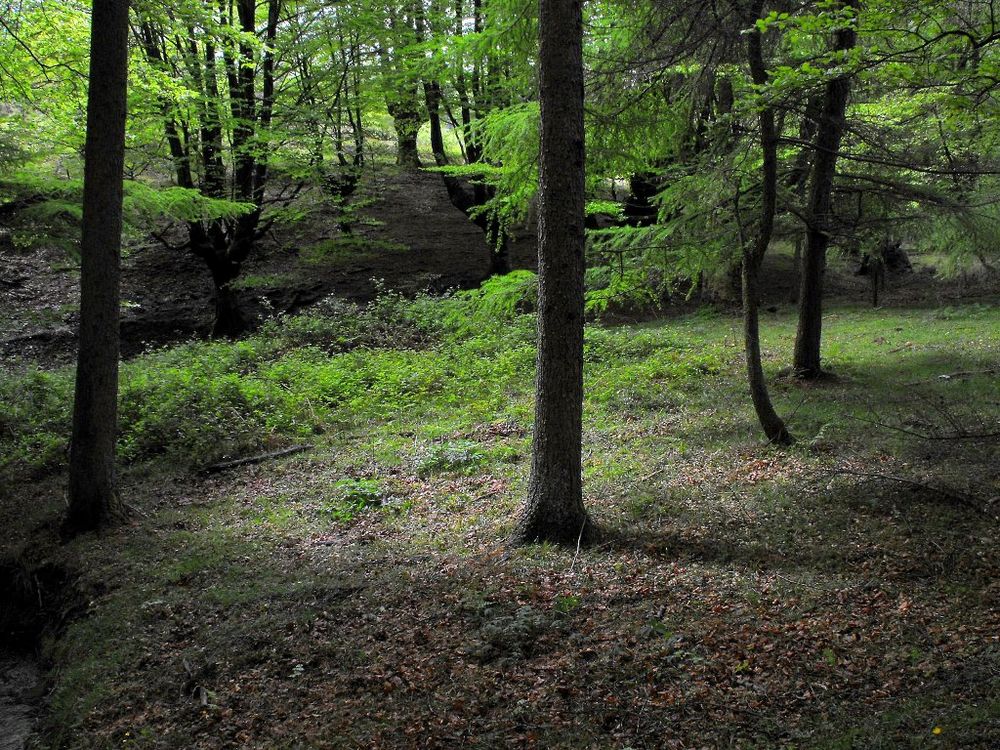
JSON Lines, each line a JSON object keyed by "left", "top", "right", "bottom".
{"left": 0, "top": 0, "right": 998, "bottom": 746}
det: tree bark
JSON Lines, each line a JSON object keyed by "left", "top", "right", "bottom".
{"left": 744, "top": 4, "right": 793, "bottom": 445}
{"left": 793, "top": 0, "right": 859, "bottom": 379}
{"left": 66, "top": 0, "right": 129, "bottom": 534}
{"left": 415, "top": 1, "right": 448, "bottom": 167}
{"left": 514, "top": 0, "right": 591, "bottom": 545}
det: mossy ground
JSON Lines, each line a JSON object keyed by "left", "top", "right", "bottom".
{"left": 3, "top": 295, "right": 998, "bottom": 749}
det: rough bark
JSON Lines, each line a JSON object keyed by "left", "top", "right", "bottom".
{"left": 66, "top": 0, "right": 129, "bottom": 534}
{"left": 514, "top": 0, "right": 592, "bottom": 545}
{"left": 793, "top": 0, "right": 859, "bottom": 378}
{"left": 744, "top": 5, "right": 793, "bottom": 445}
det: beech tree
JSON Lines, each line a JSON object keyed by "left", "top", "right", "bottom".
{"left": 65, "top": 0, "right": 130, "bottom": 533}
{"left": 135, "top": 0, "right": 284, "bottom": 337}
{"left": 513, "top": 0, "right": 591, "bottom": 545}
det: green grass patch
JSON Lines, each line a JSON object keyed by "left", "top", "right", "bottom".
{"left": 301, "top": 235, "right": 407, "bottom": 266}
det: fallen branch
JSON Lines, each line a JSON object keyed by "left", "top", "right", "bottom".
{"left": 936, "top": 369, "right": 998, "bottom": 380}
{"left": 822, "top": 467, "right": 990, "bottom": 517}
{"left": 848, "top": 414, "right": 1000, "bottom": 442}
{"left": 200, "top": 444, "right": 314, "bottom": 475}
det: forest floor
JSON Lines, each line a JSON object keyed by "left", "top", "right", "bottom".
{"left": 2, "top": 171, "right": 1000, "bottom": 748}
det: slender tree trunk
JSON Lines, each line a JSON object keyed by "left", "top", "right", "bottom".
{"left": 424, "top": 80, "right": 448, "bottom": 166}
{"left": 793, "top": 0, "right": 859, "bottom": 379}
{"left": 66, "top": 0, "right": 129, "bottom": 534}
{"left": 744, "top": 4, "right": 793, "bottom": 445}
{"left": 415, "top": 1, "right": 448, "bottom": 167}
{"left": 514, "top": 0, "right": 591, "bottom": 545}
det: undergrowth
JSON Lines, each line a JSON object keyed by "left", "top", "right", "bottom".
{"left": 2, "top": 287, "right": 998, "bottom": 748}
{"left": 2, "top": 285, "right": 997, "bottom": 481}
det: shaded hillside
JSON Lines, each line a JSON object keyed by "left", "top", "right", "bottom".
{"left": 2, "top": 168, "right": 997, "bottom": 367}
{"left": 0, "top": 169, "right": 491, "bottom": 365}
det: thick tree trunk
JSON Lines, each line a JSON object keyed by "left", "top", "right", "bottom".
{"left": 396, "top": 121, "right": 422, "bottom": 168}
{"left": 744, "top": 7, "right": 793, "bottom": 445}
{"left": 514, "top": 0, "right": 591, "bottom": 545}
{"left": 208, "top": 256, "right": 248, "bottom": 339}
{"left": 212, "top": 283, "right": 247, "bottom": 339}
{"left": 793, "top": 0, "right": 859, "bottom": 379}
{"left": 66, "top": 0, "right": 129, "bottom": 534}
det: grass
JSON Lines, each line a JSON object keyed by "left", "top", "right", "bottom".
{"left": 300, "top": 235, "right": 408, "bottom": 267}
{"left": 2, "top": 292, "right": 998, "bottom": 748}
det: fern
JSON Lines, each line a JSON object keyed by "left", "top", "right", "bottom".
{"left": 0, "top": 172, "right": 255, "bottom": 255}
{"left": 456, "top": 270, "right": 538, "bottom": 323}
{"left": 122, "top": 182, "right": 255, "bottom": 223}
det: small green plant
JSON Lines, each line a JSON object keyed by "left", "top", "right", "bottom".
{"left": 322, "top": 478, "right": 384, "bottom": 522}
{"left": 645, "top": 619, "right": 673, "bottom": 639}
{"left": 414, "top": 440, "right": 488, "bottom": 476}
{"left": 553, "top": 594, "right": 581, "bottom": 616}
{"left": 456, "top": 270, "right": 538, "bottom": 323}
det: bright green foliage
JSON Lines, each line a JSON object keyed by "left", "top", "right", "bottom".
{"left": 3, "top": 0, "right": 996, "bottom": 292}
{"left": 0, "top": 173, "right": 255, "bottom": 255}
{"left": 324, "top": 478, "right": 386, "bottom": 521}
{"left": 455, "top": 270, "right": 538, "bottom": 324}
{"left": 3, "top": 287, "right": 995, "bottom": 483}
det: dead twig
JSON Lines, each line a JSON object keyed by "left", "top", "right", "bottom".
{"left": 848, "top": 414, "right": 1000, "bottom": 442}
{"left": 568, "top": 518, "right": 586, "bottom": 574}
{"left": 200, "top": 444, "right": 314, "bottom": 475}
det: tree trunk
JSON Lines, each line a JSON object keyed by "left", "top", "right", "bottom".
{"left": 743, "top": 262, "right": 792, "bottom": 444}
{"left": 514, "top": 0, "right": 591, "bottom": 545}
{"left": 793, "top": 0, "right": 859, "bottom": 379}
{"left": 208, "top": 256, "right": 248, "bottom": 339}
{"left": 414, "top": 2, "right": 448, "bottom": 168}
{"left": 424, "top": 80, "right": 448, "bottom": 166}
{"left": 66, "top": 0, "right": 129, "bottom": 534}
{"left": 139, "top": 3, "right": 279, "bottom": 338}
{"left": 744, "top": 4, "right": 793, "bottom": 445}
{"left": 393, "top": 108, "right": 422, "bottom": 168}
